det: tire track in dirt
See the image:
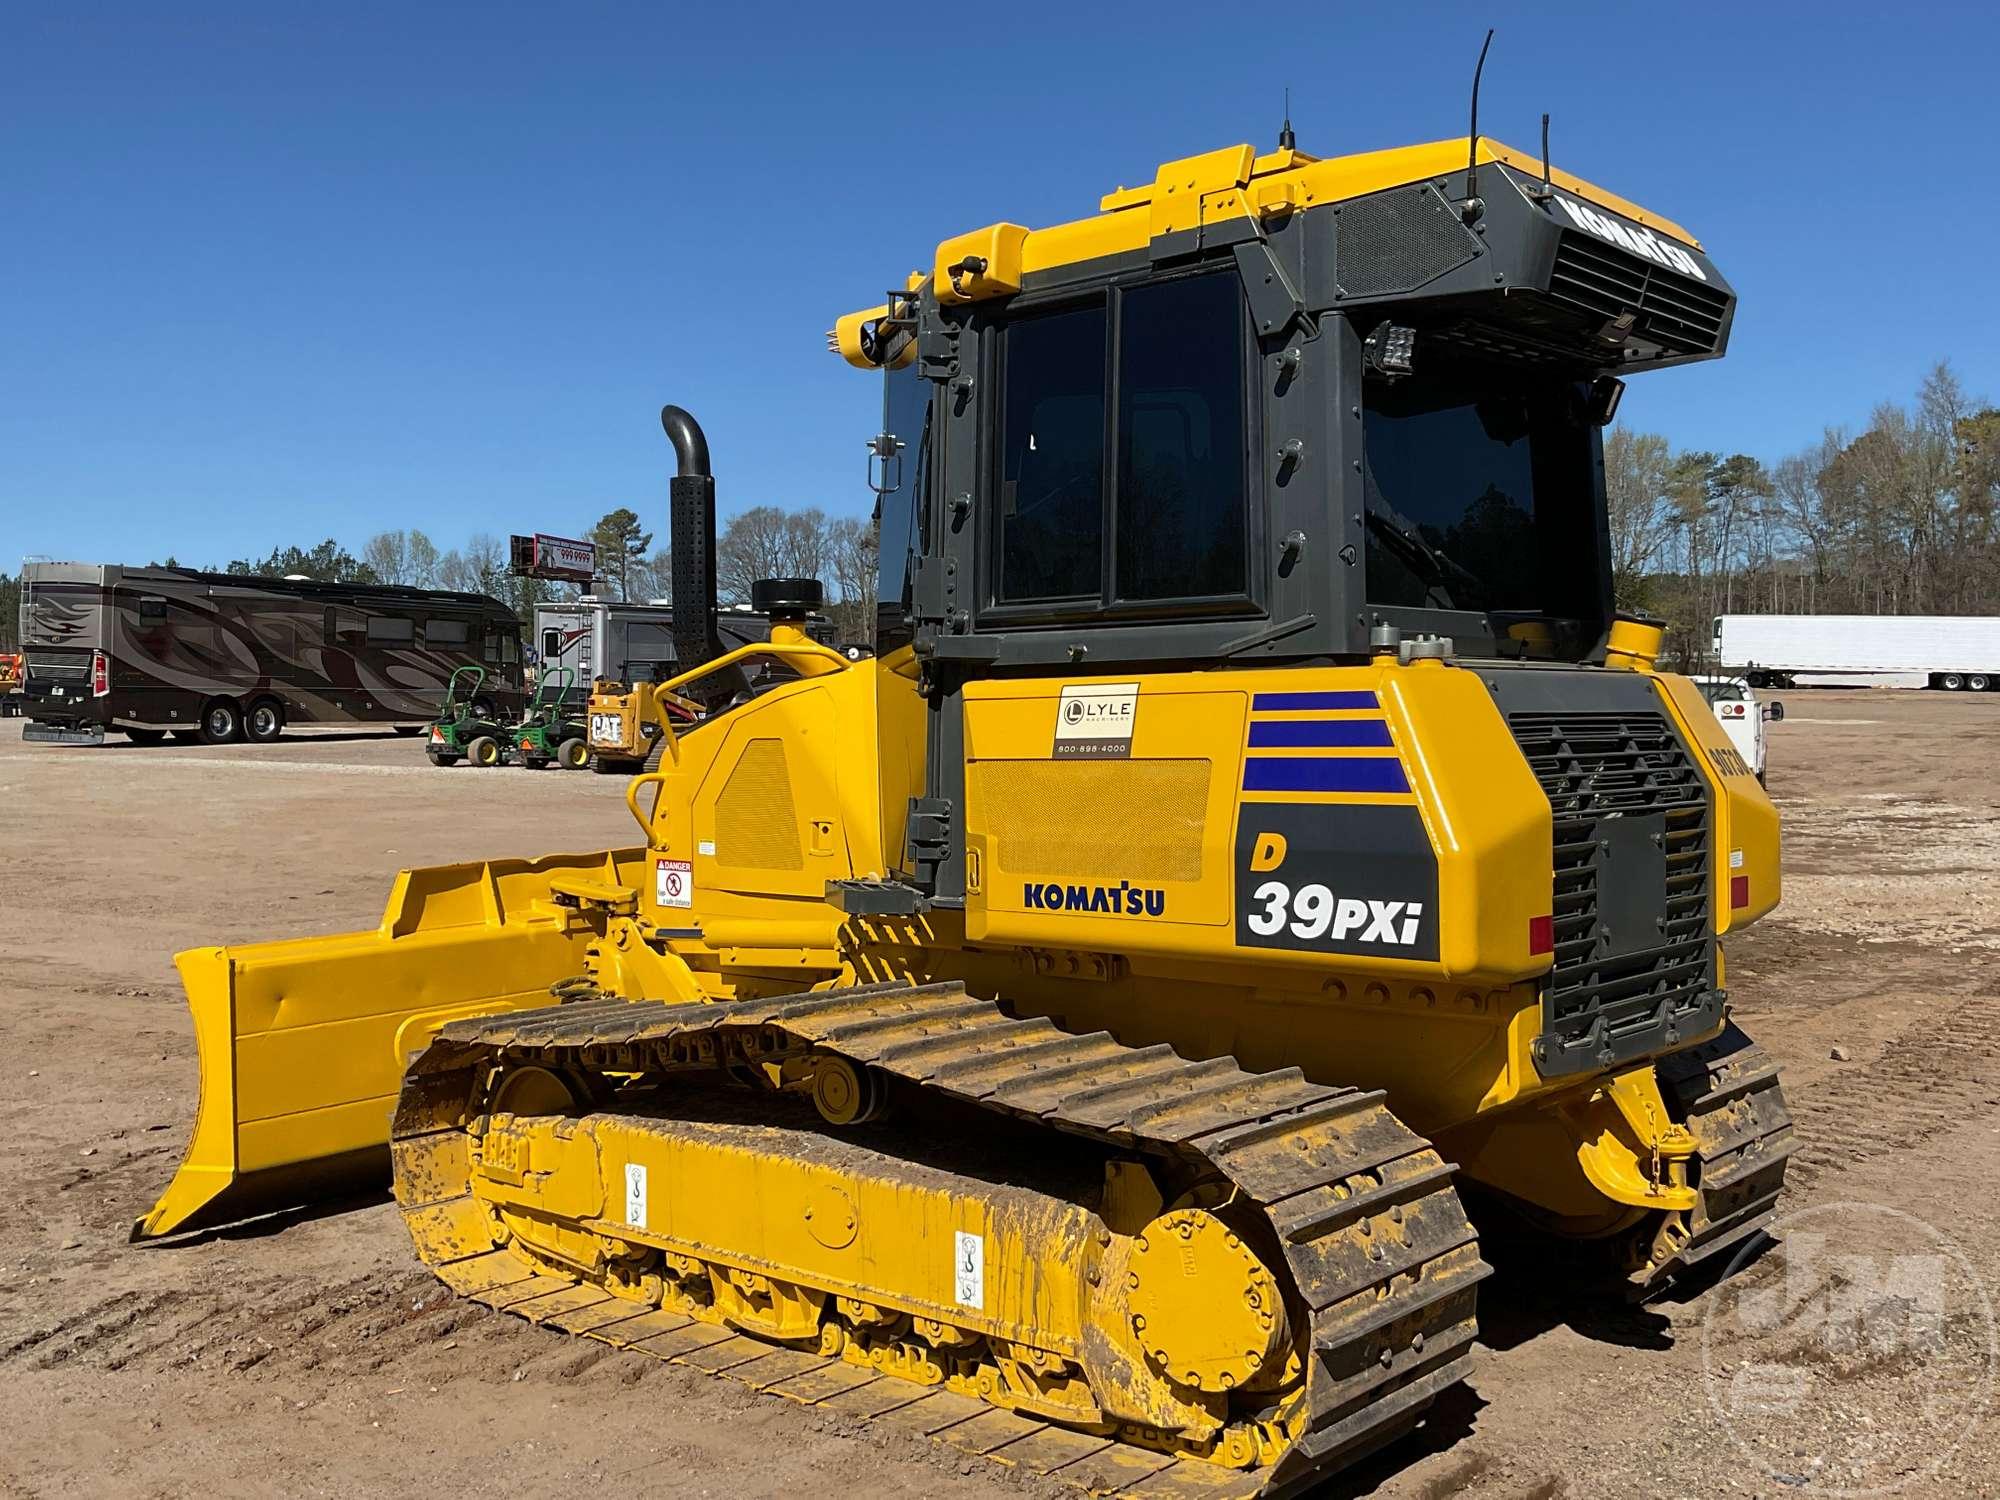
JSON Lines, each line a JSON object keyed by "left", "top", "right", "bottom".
{"left": 1781, "top": 995, "right": 2000, "bottom": 1188}
{"left": 1, "top": 1262, "right": 612, "bottom": 1392}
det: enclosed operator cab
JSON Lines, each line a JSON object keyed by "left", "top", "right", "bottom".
{"left": 836, "top": 136, "right": 1781, "bottom": 1204}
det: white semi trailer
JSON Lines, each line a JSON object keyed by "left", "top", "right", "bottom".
{"left": 1713, "top": 614, "right": 2000, "bottom": 690}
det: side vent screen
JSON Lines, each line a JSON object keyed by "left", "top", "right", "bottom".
{"left": 970, "top": 759, "right": 1209, "bottom": 883}
{"left": 1334, "top": 184, "right": 1483, "bottom": 299}
{"left": 715, "top": 738, "right": 803, "bottom": 870}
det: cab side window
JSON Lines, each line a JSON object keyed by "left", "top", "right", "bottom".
{"left": 1116, "top": 274, "right": 1248, "bottom": 601}
{"left": 997, "top": 303, "right": 1106, "bottom": 603}
{"left": 990, "top": 268, "right": 1252, "bottom": 615}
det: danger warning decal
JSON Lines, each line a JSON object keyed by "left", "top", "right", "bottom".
{"left": 655, "top": 857, "right": 692, "bottom": 909}
{"left": 1234, "top": 803, "right": 1439, "bottom": 961}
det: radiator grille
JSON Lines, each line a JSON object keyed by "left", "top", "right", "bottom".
{"left": 1547, "top": 233, "right": 1731, "bottom": 356}
{"left": 971, "top": 759, "right": 1209, "bottom": 883}
{"left": 715, "top": 738, "right": 803, "bottom": 870}
{"left": 1509, "top": 710, "right": 1716, "bottom": 1073}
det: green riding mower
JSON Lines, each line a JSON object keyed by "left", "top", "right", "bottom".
{"left": 425, "top": 665, "right": 508, "bottom": 768}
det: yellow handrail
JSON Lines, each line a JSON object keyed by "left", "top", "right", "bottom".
{"left": 638, "top": 638, "right": 850, "bottom": 767}
{"left": 625, "top": 771, "right": 670, "bottom": 839}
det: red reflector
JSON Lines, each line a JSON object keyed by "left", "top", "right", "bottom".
{"left": 1731, "top": 874, "right": 1750, "bottom": 910}
{"left": 1528, "top": 914, "right": 1554, "bottom": 955}
{"left": 90, "top": 649, "right": 110, "bottom": 698}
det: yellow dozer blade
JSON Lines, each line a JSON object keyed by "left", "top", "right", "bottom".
{"left": 134, "top": 847, "right": 646, "bottom": 1240}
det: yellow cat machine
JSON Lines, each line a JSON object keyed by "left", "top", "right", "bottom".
{"left": 584, "top": 674, "right": 700, "bottom": 774}
{"left": 585, "top": 604, "right": 830, "bottom": 773}
{"left": 138, "top": 128, "right": 1794, "bottom": 1494}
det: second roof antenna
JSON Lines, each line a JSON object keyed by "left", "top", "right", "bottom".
{"left": 1532, "top": 111, "right": 1554, "bottom": 203}
{"left": 1279, "top": 86, "right": 1295, "bottom": 151}
{"left": 1462, "top": 28, "right": 1495, "bottom": 223}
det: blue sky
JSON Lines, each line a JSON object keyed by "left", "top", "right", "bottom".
{"left": 4, "top": 1, "right": 1997, "bottom": 570}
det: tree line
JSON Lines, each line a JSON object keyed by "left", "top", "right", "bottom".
{"left": 6, "top": 359, "right": 1988, "bottom": 657}
{"left": 1609, "top": 361, "right": 1999, "bottom": 665}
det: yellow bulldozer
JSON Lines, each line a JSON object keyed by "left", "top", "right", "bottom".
{"left": 138, "top": 129, "right": 1793, "bottom": 1494}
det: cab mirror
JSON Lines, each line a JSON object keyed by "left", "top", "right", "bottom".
{"left": 1588, "top": 375, "right": 1625, "bottom": 427}
{"left": 1766, "top": 701, "right": 1785, "bottom": 722}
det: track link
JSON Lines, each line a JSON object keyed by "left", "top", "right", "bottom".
{"left": 392, "top": 980, "right": 1490, "bottom": 1496}
{"left": 1652, "top": 1021, "right": 1797, "bottom": 1282}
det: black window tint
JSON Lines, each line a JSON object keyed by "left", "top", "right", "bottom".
{"left": 1362, "top": 369, "right": 1594, "bottom": 620}
{"left": 366, "top": 615, "right": 415, "bottom": 645}
{"left": 998, "top": 303, "right": 1105, "bottom": 601}
{"left": 1116, "top": 274, "right": 1249, "bottom": 600}
{"left": 138, "top": 597, "right": 167, "bottom": 624}
{"left": 427, "top": 618, "right": 469, "bottom": 646}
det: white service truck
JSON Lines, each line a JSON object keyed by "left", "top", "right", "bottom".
{"left": 1691, "top": 675, "right": 1783, "bottom": 783}
{"left": 1712, "top": 614, "right": 2000, "bottom": 690}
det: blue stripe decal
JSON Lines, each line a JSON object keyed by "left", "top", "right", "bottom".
{"left": 1247, "top": 719, "right": 1394, "bottom": 749}
{"left": 1242, "top": 756, "right": 1411, "bottom": 794}
{"left": 1251, "top": 690, "right": 1379, "bottom": 712}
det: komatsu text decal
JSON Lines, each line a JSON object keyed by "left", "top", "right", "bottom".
{"left": 1551, "top": 193, "right": 1708, "bottom": 282}
{"left": 1234, "top": 803, "right": 1439, "bottom": 960}
{"left": 1024, "top": 880, "right": 1167, "bottom": 917}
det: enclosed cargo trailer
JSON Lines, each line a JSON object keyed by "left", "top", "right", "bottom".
{"left": 1713, "top": 613, "right": 2000, "bottom": 689}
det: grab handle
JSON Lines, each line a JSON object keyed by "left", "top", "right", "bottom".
{"left": 625, "top": 771, "right": 670, "bottom": 839}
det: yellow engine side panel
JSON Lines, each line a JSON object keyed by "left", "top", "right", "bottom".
{"left": 635, "top": 656, "right": 891, "bottom": 964}
{"left": 960, "top": 662, "right": 1551, "bottom": 986}
{"left": 1652, "top": 672, "right": 1782, "bottom": 930}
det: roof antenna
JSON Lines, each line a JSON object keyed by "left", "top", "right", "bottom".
{"left": 1531, "top": 111, "right": 1554, "bottom": 203}
{"left": 1278, "top": 86, "right": 1295, "bottom": 151}
{"left": 1462, "top": 28, "right": 1494, "bottom": 223}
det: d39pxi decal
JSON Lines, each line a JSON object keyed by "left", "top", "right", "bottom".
{"left": 1233, "top": 803, "right": 1439, "bottom": 960}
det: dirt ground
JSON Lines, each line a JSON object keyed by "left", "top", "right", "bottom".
{"left": 3, "top": 691, "right": 1998, "bottom": 1499}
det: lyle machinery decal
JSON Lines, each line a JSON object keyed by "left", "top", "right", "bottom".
{"left": 1234, "top": 803, "right": 1439, "bottom": 960}
{"left": 1053, "top": 682, "right": 1138, "bottom": 759}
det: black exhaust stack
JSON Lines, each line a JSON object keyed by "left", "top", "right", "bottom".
{"left": 662, "top": 405, "right": 719, "bottom": 673}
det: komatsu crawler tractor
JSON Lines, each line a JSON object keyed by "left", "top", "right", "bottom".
{"left": 139, "top": 131, "right": 1794, "bottom": 1494}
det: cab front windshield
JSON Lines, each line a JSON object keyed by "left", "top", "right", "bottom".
{"left": 1362, "top": 354, "right": 1605, "bottom": 655}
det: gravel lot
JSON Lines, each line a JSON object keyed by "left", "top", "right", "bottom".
{"left": 3, "top": 690, "right": 1998, "bottom": 1499}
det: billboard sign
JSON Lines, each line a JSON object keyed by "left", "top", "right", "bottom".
{"left": 510, "top": 533, "right": 596, "bottom": 584}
